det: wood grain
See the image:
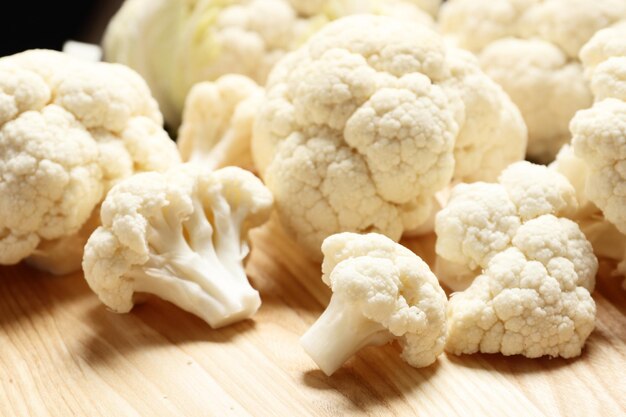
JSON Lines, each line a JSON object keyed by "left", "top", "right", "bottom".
{"left": 0, "top": 219, "right": 624, "bottom": 417}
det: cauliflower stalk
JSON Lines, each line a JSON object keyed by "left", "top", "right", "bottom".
{"left": 440, "top": 0, "right": 626, "bottom": 162}
{"left": 104, "top": 0, "right": 437, "bottom": 127}
{"left": 82, "top": 165, "right": 273, "bottom": 328}
{"left": 0, "top": 49, "right": 180, "bottom": 274}
{"left": 253, "top": 15, "right": 526, "bottom": 260}
{"left": 300, "top": 232, "right": 447, "bottom": 376}
{"left": 436, "top": 162, "right": 598, "bottom": 358}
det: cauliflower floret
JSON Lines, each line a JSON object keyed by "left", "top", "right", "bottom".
{"left": 441, "top": 0, "right": 626, "bottom": 59}
{"left": 104, "top": 0, "right": 436, "bottom": 127}
{"left": 178, "top": 75, "right": 263, "bottom": 170}
{"left": 571, "top": 98, "right": 626, "bottom": 234}
{"left": 435, "top": 161, "right": 579, "bottom": 291}
{"left": 82, "top": 165, "right": 273, "bottom": 328}
{"left": 579, "top": 21, "right": 626, "bottom": 79}
{"left": 439, "top": 0, "right": 535, "bottom": 53}
{"left": 552, "top": 146, "right": 626, "bottom": 270}
{"left": 0, "top": 50, "right": 180, "bottom": 274}
{"left": 446, "top": 219, "right": 597, "bottom": 359}
{"left": 480, "top": 38, "right": 592, "bottom": 163}
{"left": 518, "top": 0, "right": 626, "bottom": 59}
{"left": 300, "top": 232, "right": 447, "bottom": 375}
{"left": 253, "top": 15, "right": 526, "bottom": 259}
{"left": 441, "top": 0, "right": 625, "bottom": 162}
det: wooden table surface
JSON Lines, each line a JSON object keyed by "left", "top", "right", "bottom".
{"left": 1, "top": 219, "right": 625, "bottom": 417}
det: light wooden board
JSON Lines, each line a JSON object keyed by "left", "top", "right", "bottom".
{"left": 1, "top": 219, "right": 625, "bottom": 417}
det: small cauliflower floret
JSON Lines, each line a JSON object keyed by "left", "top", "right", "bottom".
{"left": 0, "top": 50, "right": 180, "bottom": 274}
{"left": 446, "top": 215, "right": 597, "bottom": 359}
{"left": 480, "top": 38, "right": 592, "bottom": 162}
{"left": 178, "top": 75, "right": 263, "bottom": 170}
{"left": 253, "top": 15, "right": 526, "bottom": 259}
{"left": 435, "top": 161, "right": 578, "bottom": 291}
{"left": 82, "top": 165, "right": 273, "bottom": 328}
{"left": 104, "top": 0, "right": 436, "bottom": 127}
{"left": 300, "top": 232, "right": 447, "bottom": 376}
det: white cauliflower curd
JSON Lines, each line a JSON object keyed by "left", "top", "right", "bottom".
{"left": 252, "top": 15, "right": 526, "bottom": 259}
{"left": 440, "top": 0, "right": 626, "bottom": 162}
{"left": 0, "top": 49, "right": 180, "bottom": 274}
{"left": 436, "top": 162, "right": 598, "bottom": 358}
{"left": 82, "top": 165, "right": 273, "bottom": 328}
{"left": 301, "top": 232, "right": 447, "bottom": 375}
{"left": 104, "top": 0, "right": 437, "bottom": 127}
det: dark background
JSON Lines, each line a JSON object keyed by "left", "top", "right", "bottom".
{"left": 0, "top": 0, "right": 124, "bottom": 57}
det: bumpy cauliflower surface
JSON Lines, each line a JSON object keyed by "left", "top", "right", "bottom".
{"left": 570, "top": 24, "right": 626, "bottom": 239}
{"left": 480, "top": 39, "right": 592, "bottom": 162}
{"left": 446, "top": 229, "right": 597, "bottom": 358}
{"left": 83, "top": 165, "right": 273, "bottom": 328}
{"left": 440, "top": 0, "right": 625, "bottom": 162}
{"left": 435, "top": 161, "right": 581, "bottom": 291}
{"left": 104, "top": 0, "right": 436, "bottom": 126}
{"left": 0, "top": 49, "right": 180, "bottom": 274}
{"left": 440, "top": 0, "right": 626, "bottom": 58}
{"left": 178, "top": 74, "right": 263, "bottom": 170}
{"left": 437, "top": 162, "right": 598, "bottom": 358}
{"left": 253, "top": 15, "right": 526, "bottom": 259}
{"left": 300, "top": 232, "right": 447, "bottom": 375}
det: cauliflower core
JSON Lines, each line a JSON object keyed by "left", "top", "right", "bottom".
{"left": 104, "top": 0, "right": 436, "bottom": 126}
{"left": 82, "top": 165, "right": 273, "bottom": 328}
{"left": 300, "top": 232, "right": 447, "bottom": 376}
{"left": 0, "top": 50, "right": 180, "bottom": 274}
{"left": 253, "top": 15, "right": 526, "bottom": 259}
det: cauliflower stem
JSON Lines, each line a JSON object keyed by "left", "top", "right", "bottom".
{"left": 301, "top": 295, "right": 393, "bottom": 376}
{"left": 127, "top": 196, "right": 261, "bottom": 328}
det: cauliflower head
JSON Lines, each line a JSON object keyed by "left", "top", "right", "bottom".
{"left": 82, "top": 165, "right": 273, "bottom": 328}
{"left": 446, "top": 220, "right": 597, "bottom": 359}
{"left": 178, "top": 74, "right": 263, "bottom": 170}
{"left": 440, "top": 0, "right": 625, "bottom": 162}
{"left": 253, "top": 15, "right": 526, "bottom": 259}
{"left": 0, "top": 49, "right": 180, "bottom": 274}
{"left": 480, "top": 38, "right": 592, "bottom": 163}
{"left": 300, "top": 232, "right": 447, "bottom": 375}
{"left": 104, "top": 0, "right": 436, "bottom": 127}
{"left": 435, "top": 161, "right": 581, "bottom": 291}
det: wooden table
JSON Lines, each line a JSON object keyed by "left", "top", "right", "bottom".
{"left": 1, "top": 219, "right": 625, "bottom": 416}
